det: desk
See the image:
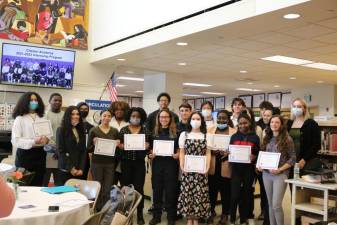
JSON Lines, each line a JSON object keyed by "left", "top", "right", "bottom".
{"left": 285, "top": 179, "right": 337, "bottom": 225}
{"left": 0, "top": 186, "right": 91, "bottom": 225}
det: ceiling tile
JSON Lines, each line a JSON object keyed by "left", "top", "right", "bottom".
{"left": 315, "top": 17, "right": 337, "bottom": 29}
{"left": 309, "top": 45, "right": 337, "bottom": 54}
{"left": 278, "top": 24, "right": 335, "bottom": 39}
{"left": 247, "top": 32, "right": 300, "bottom": 44}
{"left": 313, "top": 32, "right": 337, "bottom": 44}
{"left": 283, "top": 39, "right": 327, "bottom": 50}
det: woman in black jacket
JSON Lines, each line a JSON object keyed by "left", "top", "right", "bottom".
{"left": 288, "top": 98, "right": 320, "bottom": 174}
{"left": 56, "top": 106, "right": 87, "bottom": 185}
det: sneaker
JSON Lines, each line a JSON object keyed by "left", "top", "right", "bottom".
{"left": 207, "top": 216, "right": 214, "bottom": 224}
{"left": 248, "top": 219, "right": 255, "bottom": 225}
{"left": 149, "top": 217, "right": 161, "bottom": 225}
{"left": 148, "top": 206, "right": 154, "bottom": 214}
{"left": 137, "top": 214, "right": 145, "bottom": 225}
{"left": 257, "top": 213, "right": 264, "bottom": 221}
{"left": 217, "top": 215, "right": 228, "bottom": 225}
{"left": 167, "top": 220, "right": 175, "bottom": 225}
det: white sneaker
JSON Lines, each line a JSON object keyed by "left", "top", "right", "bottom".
{"left": 248, "top": 219, "right": 255, "bottom": 225}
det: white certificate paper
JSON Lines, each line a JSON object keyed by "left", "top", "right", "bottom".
{"left": 212, "top": 134, "right": 231, "bottom": 150}
{"left": 228, "top": 145, "right": 251, "bottom": 163}
{"left": 124, "top": 134, "right": 145, "bottom": 150}
{"left": 33, "top": 120, "right": 53, "bottom": 137}
{"left": 256, "top": 152, "right": 281, "bottom": 170}
{"left": 184, "top": 155, "right": 206, "bottom": 174}
{"left": 94, "top": 138, "right": 117, "bottom": 156}
{"left": 153, "top": 140, "right": 174, "bottom": 156}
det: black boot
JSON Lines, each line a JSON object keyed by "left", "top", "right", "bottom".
{"left": 149, "top": 217, "right": 161, "bottom": 225}
{"left": 137, "top": 213, "right": 145, "bottom": 225}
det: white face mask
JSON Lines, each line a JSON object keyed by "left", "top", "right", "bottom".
{"left": 190, "top": 120, "right": 201, "bottom": 129}
{"left": 201, "top": 109, "right": 212, "bottom": 118}
{"left": 292, "top": 107, "right": 303, "bottom": 117}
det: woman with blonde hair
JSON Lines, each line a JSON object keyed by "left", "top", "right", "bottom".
{"left": 288, "top": 98, "right": 320, "bottom": 174}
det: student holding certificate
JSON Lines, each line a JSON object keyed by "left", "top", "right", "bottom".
{"left": 259, "top": 115, "right": 295, "bottom": 225}
{"left": 207, "top": 110, "right": 236, "bottom": 225}
{"left": 87, "top": 109, "right": 119, "bottom": 211}
{"left": 12, "top": 92, "right": 49, "bottom": 186}
{"left": 148, "top": 109, "right": 179, "bottom": 225}
{"left": 177, "top": 111, "right": 211, "bottom": 225}
{"left": 229, "top": 113, "right": 260, "bottom": 225}
{"left": 56, "top": 106, "right": 87, "bottom": 185}
{"left": 119, "top": 107, "right": 149, "bottom": 225}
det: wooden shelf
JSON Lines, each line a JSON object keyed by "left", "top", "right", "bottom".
{"left": 295, "top": 203, "right": 334, "bottom": 215}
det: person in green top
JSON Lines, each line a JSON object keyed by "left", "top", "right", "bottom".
{"left": 87, "top": 109, "right": 119, "bottom": 211}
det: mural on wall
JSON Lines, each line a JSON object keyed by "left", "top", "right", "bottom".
{"left": 0, "top": 0, "right": 88, "bottom": 49}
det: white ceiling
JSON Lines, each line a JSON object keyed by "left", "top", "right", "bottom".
{"left": 95, "top": 0, "right": 337, "bottom": 97}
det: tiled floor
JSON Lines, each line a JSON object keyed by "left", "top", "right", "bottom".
{"left": 133, "top": 187, "right": 291, "bottom": 225}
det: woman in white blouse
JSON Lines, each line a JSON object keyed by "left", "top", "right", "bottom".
{"left": 12, "top": 92, "right": 49, "bottom": 186}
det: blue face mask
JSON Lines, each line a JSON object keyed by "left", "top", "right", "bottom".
{"left": 217, "top": 123, "right": 228, "bottom": 130}
{"left": 29, "top": 101, "right": 38, "bottom": 110}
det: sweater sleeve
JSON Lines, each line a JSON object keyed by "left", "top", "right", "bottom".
{"left": 286, "top": 136, "right": 296, "bottom": 167}
{"left": 87, "top": 127, "right": 96, "bottom": 153}
{"left": 301, "top": 119, "right": 320, "bottom": 161}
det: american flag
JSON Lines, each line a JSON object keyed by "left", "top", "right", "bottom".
{"left": 107, "top": 72, "right": 118, "bottom": 102}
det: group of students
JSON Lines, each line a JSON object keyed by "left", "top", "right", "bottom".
{"left": 10, "top": 91, "right": 321, "bottom": 225}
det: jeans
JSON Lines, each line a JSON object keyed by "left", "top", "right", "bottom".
{"left": 263, "top": 172, "right": 288, "bottom": 225}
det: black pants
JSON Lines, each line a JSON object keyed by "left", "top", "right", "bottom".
{"left": 257, "top": 172, "right": 270, "bottom": 225}
{"left": 15, "top": 148, "right": 46, "bottom": 186}
{"left": 230, "top": 164, "right": 255, "bottom": 224}
{"left": 43, "top": 168, "right": 62, "bottom": 186}
{"left": 121, "top": 159, "right": 146, "bottom": 216}
{"left": 56, "top": 170, "right": 75, "bottom": 186}
{"left": 208, "top": 159, "right": 231, "bottom": 216}
{"left": 152, "top": 157, "right": 178, "bottom": 221}
{"left": 78, "top": 154, "right": 90, "bottom": 180}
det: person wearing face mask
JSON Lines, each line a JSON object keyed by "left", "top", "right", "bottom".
{"left": 201, "top": 101, "right": 216, "bottom": 129}
{"left": 118, "top": 107, "right": 150, "bottom": 225}
{"left": 229, "top": 113, "right": 260, "bottom": 225}
{"left": 12, "top": 92, "right": 49, "bottom": 186}
{"left": 43, "top": 93, "right": 64, "bottom": 187}
{"left": 288, "top": 98, "right": 320, "bottom": 175}
{"left": 231, "top": 98, "right": 246, "bottom": 127}
{"left": 149, "top": 109, "right": 179, "bottom": 225}
{"left": 56, "top": 106, "right": 87, "bottom": 185}
{"left": 177, "top": 111, "right": 211, "bottom": 225}
{"left": 87, "top": 109, "right": 119, "bottom": 211}
{"left": 207, "top": 110, "right": 236, "bottom": 225}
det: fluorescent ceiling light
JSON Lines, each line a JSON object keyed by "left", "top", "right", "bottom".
{"left": 302, "top": 63, "right": 337, "bottom": 71}
{"left": 126, "top": 70, "right": 134, "bottom": 74}
{"left": 236, "top": 88, "right": 262, "bottom": 92}
{"left": 135, "top": 90, "right": 144, "bottom": 93}
{"left": 183, "top": 94, "right": 202, "bottom": 97}
{"left": 116, "top": 84, "right": 126, "bottom": 87}
{"left": 261, "top": 55, "right": 313, "bottom": 65}
{"left": 117, "top": 76, "right": 144, "bottom": 81}
{"left": 176, "top": 42, "right": 188, "bottom": 46}
{"left": 240, "top": 70, "right": 248, "bottom": 73}
{"left": 201, "top": 92, "right": 224, "bottom": 95}
{"left": 274, "top": 85, "right": 280, "bottom": 88}
{"left": 247, "top": 82, "right": 253, "bottom": 85}
{"left": 183, "top": 83, "right": 212, "bottom": 87}
{"left": 289, "top": 77, "right": 296, "bottom": 80}
{"left": 116, "top": 58, "right": 126, "bottom": 61}
{"left": 283, "top": 13, "right": 300, "bottom": 19}
{"left": 178, "top": 62, "right": 187, "bottom": 66}
{"left": 317, "top": 80, "right": 324, "bottom": 83}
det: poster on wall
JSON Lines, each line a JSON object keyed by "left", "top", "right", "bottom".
{"left": 215, "top": 97, "right": 225, "bottom": 110}
{"left": 131, "top": 97, "right": 142, "bottom": 107}
{"left": 252, "top": 94, "right": 265, "bottom": 108}
{"left": 187, "top": 99, "right": 195, "bottom": 110}
{"left": 281, "top": 92, "right": 291, "bottom": 109}
{"left": 239, "top": 95, "right": 252, "bottom": 108}
{"left": 268, "top": 92, "right": 282, "bottom": 108}
{"left": 0, "top": 0, "right": 89, "bottom": 50}
{"left": 195, "top": 98, "right": 203, "bottom": 110}
{"left": 204, "top": 97, "right": 214, "bottom": 106}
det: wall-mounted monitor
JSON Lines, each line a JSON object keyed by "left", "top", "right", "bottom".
{"left": 1, "top": 43, "right": 76, "bottom": 89}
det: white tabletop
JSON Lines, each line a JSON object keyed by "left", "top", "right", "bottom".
{"left": 0, "top": 186, "right": 91, "bottom": 225}
{"left": 285, "top": 178, "right": 337, "bottom": 190}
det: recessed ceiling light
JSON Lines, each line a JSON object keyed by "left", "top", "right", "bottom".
{"left": 240, "top": 70, "right": 248, "bottom": 73}
{"left": 236, "top": 88, "right": 262, "bottom": 92}
{"left": 176, "top": 42, "right": 188, "bottom": 46}
{"left": 183, "top": 94, "right": 202, "bottom": 97}
{"left": 178, "top": 62, "right": 187, "bottom": 66}
{"left": 183, "top": 83, "right": 212, "bottom": 87}
{"left": 116, "top": 58, "right": 126, "bottom": 61}
{"left": 302, "top": 63, "right": 337, "bottom": 71}
{"left": 261, "top": 55, "right": 313, "bottom": 65}
{"left": 247, "top": 82, "right": 253, "bottom": 85}
{"left": 317, "top": 80, "right": 324, "bottom": 83}
{"left": 116, "top": 84, "right": 126, "bottom": 87}
{"left": 283, "top": 13, "right": 301, "bottom": 19}
{"left": 135, "top": 90, "right": 144, "bottom": 93}
{"left": 289, "top": 77, "right": 297, "bottom": 80}
{"left": 117, "top": 76, "right": 144, "bottom": 81}
{"left": 201, "top": 92, "right": 225, "bottom": 95}
{"left": 126, "top": 70, "right": 134, "bottom": 74}
{"left": 274, "top": 85, "right": 280, "bottom": 88}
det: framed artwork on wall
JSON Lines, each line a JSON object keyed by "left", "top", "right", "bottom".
{"left": 195, "top": 98, "right": 204, "bottom": 110}
{"left": 204, "top": 97, "right": 214, "bottom": 106}
{"left": 239, "top": 95, "right": 252, "bottom": 108}
{"left": 252, "top": 94, "right": 265, "bottom": 108}
{"left": 215, "top": 97, "right": 225, "bottom": 110}
{"left": 187, "top": 99, "right": 195, "bottom": 110}
{"left": 267, "top": 92, "right": 282, "bottom": 108}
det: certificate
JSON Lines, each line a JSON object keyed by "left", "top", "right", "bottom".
{"left": 94, "top": 138, "right": 117, "bottom": 156}
{"left": 124, "top": 134, "right": 145, "bottom": 150}
{"left": 153, "top": 140, "right": 174, "bottom": 156}
{"left": 211, "top": 134, "right": 231, "bottom": 150}
{"left": 228, "top": 145, "right": 251, "bottom": 163}
{"left": 184, "top": 155, "right": 206, "bottom": 174}
{"left": 256, "top": 151, "right": 281, "bottom": 170}
{"left": 33, "top": 120, "right": 53, "bottom": 137}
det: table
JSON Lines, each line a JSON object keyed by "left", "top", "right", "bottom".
{"left": 0, "top": 186, "right": 91, "bottom": 225}
{"left": 285, "top": 179, "right": 337, "bottom": 225}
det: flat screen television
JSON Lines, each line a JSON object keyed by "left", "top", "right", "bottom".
{"left": 0, "top": 43, "right": 76, "bottom": 89}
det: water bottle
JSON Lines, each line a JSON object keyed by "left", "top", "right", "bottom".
{"left": 294, "top": 163, "right": 300, "bottom": 179}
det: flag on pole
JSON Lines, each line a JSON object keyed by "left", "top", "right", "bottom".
{"left": 107, "top": 72, "right": 118, "bottom": 102}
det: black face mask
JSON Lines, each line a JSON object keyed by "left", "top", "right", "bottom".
{"left": 80, "top": 111, "right": 88, "bottom": 118}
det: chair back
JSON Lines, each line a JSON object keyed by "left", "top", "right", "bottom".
{"left": 65, "top": 178, "right": 101, "bottom": 213}
{"left": 82, "top": 201, "right": 110, "bottom": 225}
{"left": 126, "top": 191, "right": 142, "bottom": 225}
